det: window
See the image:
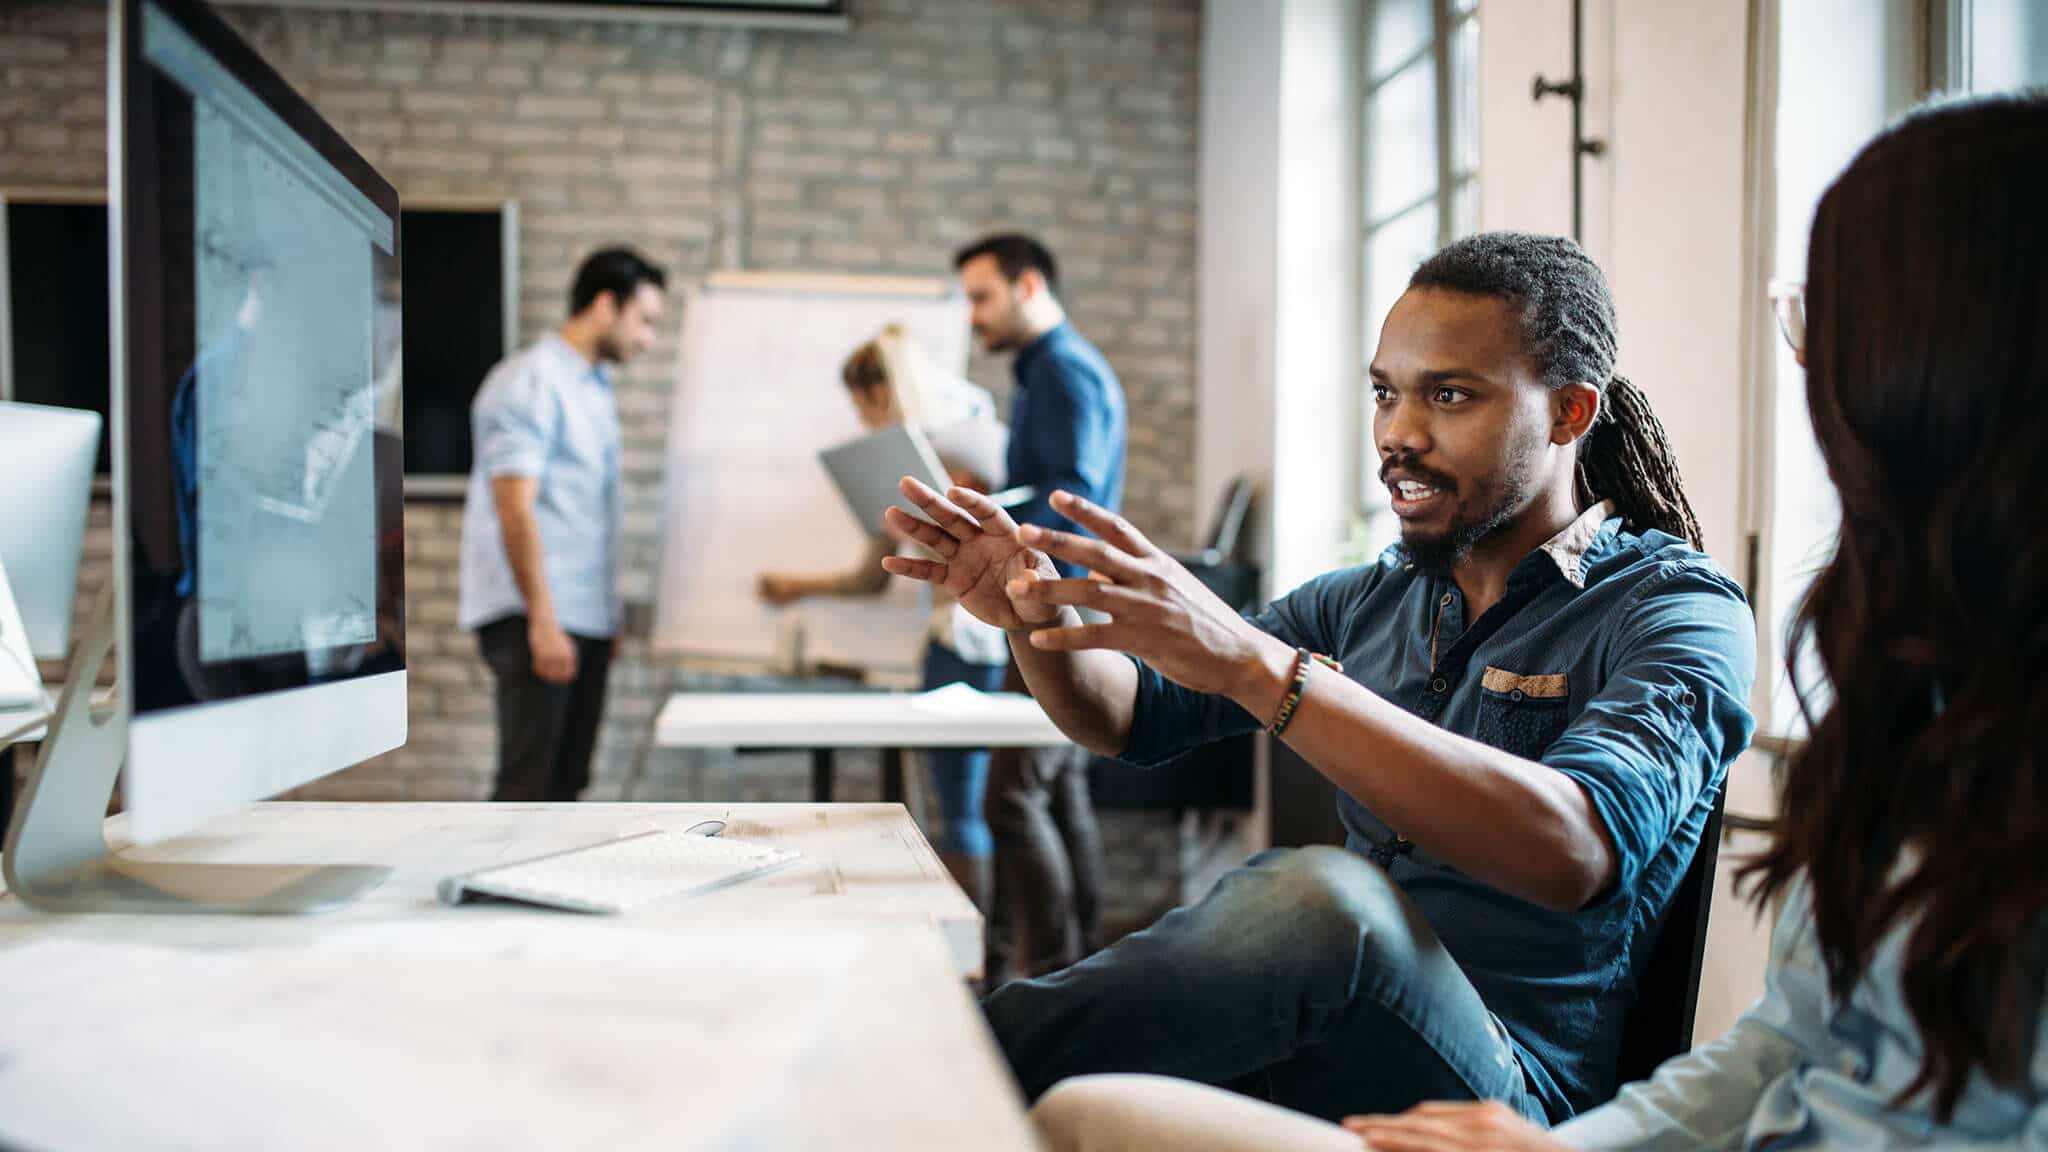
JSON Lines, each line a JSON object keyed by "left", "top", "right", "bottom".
{"left": 1356, "top": 0, "right": 1479, "bottom": 540}
{"left": 1754, "top": 0, "right": 2046, "bottom": 737}
{"left": 0, "top": 195, "right": 517, "bottom": 492}
{"left": 1946, "top": 0, "right": 2048, "bottom": 92}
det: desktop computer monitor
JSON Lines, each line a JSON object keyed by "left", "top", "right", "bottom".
{"left": 2, "top": 0, "right": 405, "bottom": 911}
{"left": 116, "top": 0, "right": 406, "bottom": 841}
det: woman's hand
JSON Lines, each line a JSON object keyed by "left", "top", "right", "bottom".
{"left": 1345, "top": 1102, "right": 1570, "bottom": 1152}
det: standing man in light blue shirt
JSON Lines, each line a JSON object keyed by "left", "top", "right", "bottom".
{"left": 458, "top": 247, "right": 667, "bottom": 802}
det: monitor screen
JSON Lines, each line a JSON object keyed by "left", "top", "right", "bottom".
{"left": 123, "top": 0, "right": 404, "bottom": 715}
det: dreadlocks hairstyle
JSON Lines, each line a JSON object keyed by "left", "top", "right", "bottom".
{"left": 1740, "top": 93, "right": 2048, "bottom": 1122}
{"left": 1408, "top": 232, "right": 1705, "bottom": 550}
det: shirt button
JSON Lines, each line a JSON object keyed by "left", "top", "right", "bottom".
{"left": 1509, "top": 689, "right": 1525, "bottom": 702}
{"left": 1431, "top": 677, "right": 1449, "bottom": 694}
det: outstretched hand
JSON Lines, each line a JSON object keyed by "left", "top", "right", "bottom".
{"left": 879, "top": 477, "right": 1064, "bottom": 632}
{"left": 1003, "top": 490, "right": 1295, "bottom": 713}
{"left": 1344, "top": 1101, "right": 1571, "bottom": 1151}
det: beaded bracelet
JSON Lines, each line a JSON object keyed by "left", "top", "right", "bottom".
{"left": 1268, "top": 649, "right": 1342, "bottom": 737}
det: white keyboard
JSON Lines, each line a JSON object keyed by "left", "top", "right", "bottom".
{"left": 437, "top": 830, "right": 801, "bottom": 914}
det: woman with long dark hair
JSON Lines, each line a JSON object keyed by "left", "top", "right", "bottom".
{"left": 1029, "top": 91, "right": 2048, "bottom": 1152}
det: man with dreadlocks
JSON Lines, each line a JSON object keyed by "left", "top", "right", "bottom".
{"left": 880, "top": 232, "right": 1755, "bottom": 1128}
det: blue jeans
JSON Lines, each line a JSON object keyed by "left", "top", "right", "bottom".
{"left": 920, "top": 642, "right": 1006, "bottom": 858}
{"left": 984, "top": 845, "right": 1546, "bottom": 1125}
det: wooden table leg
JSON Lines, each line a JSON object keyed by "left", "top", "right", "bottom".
{"left": 812, "top": 748, "right": 835, "bottom": 803}
{"left": 881, "top": 747, "right": 905, "bottom": 804}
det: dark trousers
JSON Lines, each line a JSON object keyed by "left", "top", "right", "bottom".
{"left": 476, "top": 615, "right": 613, "bottom": 802}
{"left": 985, "top": 660, "right": 1106, "bottom": 986}
{"left": 986, "top": 846, "right": 1546, "bottom": 1124}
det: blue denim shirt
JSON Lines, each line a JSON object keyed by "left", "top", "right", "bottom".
{"left": 1119, "top": 503, "right": 1758, "bottom": 1121}
{"left": 1559, "top": 875, "right": 2048, "bottom": 1149}
{"left": 1007, "top": 322, "right": 1127, "bottom": 578}
{"left": 457, "top": 334, "right": 623, "bottom": 638}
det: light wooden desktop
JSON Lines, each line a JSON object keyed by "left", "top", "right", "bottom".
{"left": 0, "top": 801, "right": 1037, "bottom": 1151}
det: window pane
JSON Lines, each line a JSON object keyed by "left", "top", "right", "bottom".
{"left": 1451, "top": 177, "right": 1479, "bottom": 237}
{"left": 1359, "top": 201, "right": 1442, "bottom": 507}
{"left": 1970, "top": 0, "right": 2048, "bottom": 91}
{"left": 1368, "top": 60, "right": 1439, "bottom": 221}
{"left": 1364, "top": 202, "right": 1441, "bottom": 361}
{"left": 1365, "top": 203, "right": 1442, "bottom": 340}
{"left": 1762, "top": 0, "right": 1918, "bottom": 736}
{"left": 1451, "top": 15, "right": 1480, "bottom": 176}
{"left": 1370, "top": 0, "right": 1435, "bottom": 80}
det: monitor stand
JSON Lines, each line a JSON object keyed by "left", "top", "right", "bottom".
{"left": 2, "top": 587, "right": 389, "bottom": 913}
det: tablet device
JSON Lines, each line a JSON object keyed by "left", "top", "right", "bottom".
{"left": 819, "top": 423, "right": 953, "bottom": 533}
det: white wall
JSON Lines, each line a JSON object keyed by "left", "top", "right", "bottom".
{"left": 1607, "top": 0, "right": 1753, "bottom": 571}
{"left": 1198, "top": 0, "right": 1361, "bottom": 597}
{"left": 1477, "top": 0, "right": 1602, "bottom": 262}
{"left": 1199, "top": 0, "right": 1362, "bottom": 859}
{"left": 1196, "top": 0, "right": 1283, "bottom": 570}
{"left": 1482, "top": 0, "right": 1748, "bottom": 570}
{"left": 1270, "top": 0, "right": 1365, "bottom": 595}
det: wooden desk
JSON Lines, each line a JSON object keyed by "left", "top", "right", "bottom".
{"left": 651, "top": 689, "right": 1071, "bottom": 803}
{"left": 0, "top": 802, "right": 1034, "bottom": 1151}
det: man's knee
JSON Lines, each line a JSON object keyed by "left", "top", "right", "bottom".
{"left": 1235, "top": 846, "right": 1412, "bottom": 966}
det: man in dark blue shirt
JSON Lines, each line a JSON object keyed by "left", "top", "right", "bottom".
{"left": 954, "top": 233, "right": 1128, "bottom": 984}
{"left": 886, "top": 233, "right": 1756, "bottom": 1126}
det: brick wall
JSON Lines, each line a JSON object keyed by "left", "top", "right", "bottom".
{"left": 2, "top": 0, "right": 1203, "bottom": 930}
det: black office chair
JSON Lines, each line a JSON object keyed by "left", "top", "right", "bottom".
{"left": 1172, "top": 474, "right": 1259, "bottom": 609}
{"left": 1612, "top": 789, "right": 1727, "bottom": 1084}
{"left": 1093, "top": 475, "right": 1262, "bottom": 811}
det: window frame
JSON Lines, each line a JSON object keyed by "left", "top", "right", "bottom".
{"left": 1357, "top": 0, "right": 1479, "bottom": 526}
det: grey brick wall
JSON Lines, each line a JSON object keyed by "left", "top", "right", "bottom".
{"left": 3, "top": 0, "right": 1202, "bottom": 931}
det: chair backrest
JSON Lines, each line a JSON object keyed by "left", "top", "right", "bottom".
{"left": 1204, "top": 475, "right": 1256, "bottom": 558}
{"left": 1613, "top": 788, "right": 1727, "bottom": 1085}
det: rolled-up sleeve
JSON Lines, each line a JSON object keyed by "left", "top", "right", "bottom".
{"left": 1542, "top": 563, "right": 1757, "bottom": 897}
{"left": 472, "top": 364, "right": 557, "bottom": 480}
{"left": 1117, "top": 569, "right": 1358, "bottom": 768}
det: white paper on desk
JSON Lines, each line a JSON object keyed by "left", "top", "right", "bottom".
{"left": 0, "top": 935, "right": 854, "bottom": 1152}
{"left": 909, "top": 680, "right": 1001, "bottom": 718}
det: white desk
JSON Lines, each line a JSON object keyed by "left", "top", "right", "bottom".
{"left": 0, "top": 802, "right": 1036, "bottom": 1152}
{"left": 651, "top": 689, "right": 1071, "bottom": 803}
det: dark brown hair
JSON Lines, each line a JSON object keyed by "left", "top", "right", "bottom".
{"left": 953, "top": 232, "right": 1061, "bottom": 298}
{"left": 1739, "top": 92, "right": 2048, "bottom": 1120}
{"left": 567, "top": 246, "right": 666, "bottom": 316}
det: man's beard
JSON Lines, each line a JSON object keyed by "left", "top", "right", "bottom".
{"left": 1401, "top": 515, "right": 1496, "bottom": 575}
{"left": 975, "top": 304, "right": 1030, "bottom": 353}
{"left": 1389, "top": 442, "right": 1540, "bottom": 575}
{"left": 594, "top": 333, "right": 625, "bottom": 364}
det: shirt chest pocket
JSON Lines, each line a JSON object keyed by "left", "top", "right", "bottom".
{"left": 1474, "top": 666, "right": 1571, "bottom": 759}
